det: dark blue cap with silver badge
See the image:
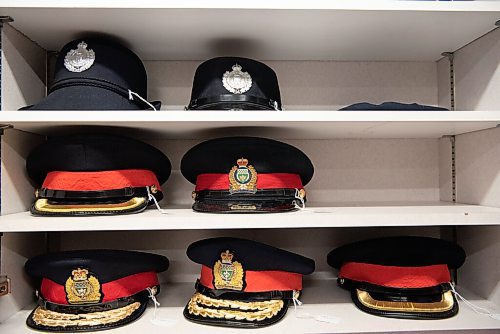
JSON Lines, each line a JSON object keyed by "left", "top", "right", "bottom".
{"left": 20, "top": 37, "right": 160, "bottom": 111}
{"left": 187, "top": 57, "right": 282, "bottom": 111}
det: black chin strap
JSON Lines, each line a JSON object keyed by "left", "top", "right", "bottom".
{"left": 36, "top": 288, "right": 155, "bottom": 314}
{"left": 187, "top": 94, "right": 280, "bottom": 110}
{"left": 195, "top": 280, "right": 296, "bottom": 301}
{"left": 38, "top": 187, "right": 149, "bottom": 200}
{"left": 49, "top": 77, "right": 155, "bottom": 110}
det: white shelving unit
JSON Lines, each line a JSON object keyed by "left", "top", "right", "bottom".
{"left": 1, "top": 202, "right": 500, "bottom": 233}
{"left": 1, "top": 110, "right": 500, "bottom": 139}
{"left": 0, "top": 2, "right": 499, "bottom": 334}
{"left": 1, "top": 1, "right": 500, "bottom": 61}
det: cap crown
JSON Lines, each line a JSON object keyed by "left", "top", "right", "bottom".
{"left": 187, "top": 237, "right": 315, "bottom": 275}
{"left": 181, "top": 136, "right": 314, "bottom": 185}
{"left": 26, "top": 134, "right": 172, "bottom": 186}
{"left": 189, "top": 57, "right": 281, "bottom": 110}
{"left": 25, "top": 249, "right": 169, "bottom": 284}
{"left": 53, "top": 38, "right": 148, "bottom": 97}
{"left": 327, "top": 236, "right": 466, "bottom": 269}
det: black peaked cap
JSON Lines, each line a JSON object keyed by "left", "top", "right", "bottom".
{"left": 327, "top": 236, "right": 466, "bottom": 270}
{"left": 54, "top": 38, "right": 147, "bottom": 98}
{"left": 19, "top": 37, "right": 160, "bottom": 111}
{"left": 187, "top": 237, "right": 315, "bottom": 275}
{"left": 26, "top": 134, "right": 171, "bottom": 186}
{"left": 25, "top": 249, "right": 169, "bottom": 285}
{"left": 189, "top": 57, "right": 281, "bottom": 110}
{"left": 181, "top": 137, "right": 314, "bottom": 185}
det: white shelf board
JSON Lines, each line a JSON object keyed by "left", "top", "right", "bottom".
{"left": 1, "top": 202, "right": 500, "bottom": 232}
{"left": 1, "top": 281, "right": 499, "bottom": 333}
{"left": 4, "top": 1, "right": 500, "bottom": 10}
{"left": 1, "top": 110, "right": 500, "bottom": 139}
{"left": 1, "top": 2, "right": 500, "bottom": 61}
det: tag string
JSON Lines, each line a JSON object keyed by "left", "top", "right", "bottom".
{"left": 128, "top": 90, "right": 157, "bottom": 111}
{"left": 147, "top": 287, "right": 177, "bottom": 326}
{"left": 294, "top": 189, "right": 306, "bottom": 210}
{"left": 147, "top": 187, "right": 168, "bottom": 214}
{"left": 292, "top": 290, "right": 303, "bottom": 311}
{"left": 292, "top": 290, "right": 341, "bottom": 324}
{"left": 449, "top": 283, "right": 500, "bottom": 320}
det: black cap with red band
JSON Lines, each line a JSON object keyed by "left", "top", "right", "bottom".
{"left": 327, "top": 236, "right": 466, "bottom": 320}
{"left": 25, "top": 249, "right": 169, "bottom": 332}
{"left": 26, "top": 134, "right": 171, "bottom": 216}
{"left": 181, "top": 136, "right": 314, "bottom": 213}
{"left": 184, "top": 237, "right": 315, "bottom": 328}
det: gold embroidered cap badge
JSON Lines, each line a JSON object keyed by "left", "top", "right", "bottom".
{"left": 65, "top": 268, "right": 102, "bottom": 304}
{"left": 213, "top": 250, "right": 244, "bottom": 291}
{"left": 229, "top": 158, "right": 258, "bottom": 194}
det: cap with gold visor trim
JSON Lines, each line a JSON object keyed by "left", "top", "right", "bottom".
{"left": 26, "top": 134, "right": 171, "bottom": 216}
{"left": 184, "top": 237, "right": 315, "bottom": 328}
{"left": 24, "top": 249, "right": 169, "bottom": 332}
{"left": 327, "top": 236, "right": 466, "bottom": 320}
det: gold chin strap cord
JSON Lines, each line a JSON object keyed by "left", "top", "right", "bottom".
{"left": 32, "top": 302, "right": 141, "bottom": 327}
{"left": 187, "top": 292, "right": 284, "bottom": 321}
{"left": 33, "top": 197, "right": 146, "bottom": 213}
{"left": 356, "top": 289, "right": 455, "bottom": 313}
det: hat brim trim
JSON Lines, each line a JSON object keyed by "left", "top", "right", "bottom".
{"left": 19, "top": 84, "right": 160, "bottom": 111}
{"left": 31, "top": 197, "right": 148, "bottom": 216}
{"left": 193, "top": 199, "right": 298, "bottom": 213}
{"left": 187, "top": 95, "right": 279, "bottom": 111}
{"left": 183, "top": 292, "right": 288, "bottom": 328}
{"left": 352, "top": 288, "right": 458, "bottom": 319}
{"left": 26, "top": 301, "right": 147, "bottom": 332}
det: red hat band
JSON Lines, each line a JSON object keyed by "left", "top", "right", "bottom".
{"left": 42, "top": 169, "right": 161, "bottom": 192}
{"left": 40, "top": 271, "right": 159, "bottom": 305}
{"left": 195, "top": 173, "right": 303, "bottom": 192}
{"left": 339, "top": 262, "right": 451, "bottom": 289}
{"left": 199, "top": 265, "right": 302, "bottom": 292}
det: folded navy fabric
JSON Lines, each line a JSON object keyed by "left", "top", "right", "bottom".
{"left": 340, "top": 102, "right": 448, "bottom": 111}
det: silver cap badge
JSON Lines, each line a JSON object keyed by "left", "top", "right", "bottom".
{"left": 222, "top": 64, "right": 252, "bottom": 94}
{"left": 64, "top": 41, "right": 95, "bottom": 73}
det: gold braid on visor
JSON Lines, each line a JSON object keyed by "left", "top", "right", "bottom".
{"left": 356, "top": 289, "right": 455, "bottom": 313}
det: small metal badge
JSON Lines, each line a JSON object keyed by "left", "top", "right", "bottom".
{"left": 65, "top": 268, "right": 102, "bottom": 304}
{"left": 213, "top": 250, "right": 244, "bottom": 291}
{"left": 229, "top": 158, "right": 258, "bottom": 194}
{"left": 222, "top": 64, "right": 252, "bottom": 94}
{"left": 64, "top": 41, "right": 95, "bottom": 73}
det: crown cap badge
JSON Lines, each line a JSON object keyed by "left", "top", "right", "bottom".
{"left": 213, "top": 250, "right": 244, "bottom": 291}
{"left": 64, "top": 41, "right": 95, "bottom": 73}
{"left": 236, "top": 158, "right": 248, "bottom": 167}
{"left": 71, "top": 268, "right": 89, "bottom": 281}
{"left": 222, "top": 63, "right": 252, "bottom": 95}
{"left": 220, "top": 250, "right": 234, "bottom": 264}
{"left": 65, "top": 267, "right": 102, "bottom": 304}
{"left": 229, "top": 157, "right": 258, "bottom": 194}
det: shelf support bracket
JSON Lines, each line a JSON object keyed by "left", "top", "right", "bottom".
{"left": 440, "top": 44, "right": 458, "bottom": 279}
{"left": 441, "top": 134, "right": 458, "bottom": 283}
{"left": 0, "top": 21, "right": 14, "bottom": 289}
{"left": 0, "top": 275, "right": 11, "bottom": 297}
{"left": 441, "top": 52, "right": 455, "bottom": 111}
{"left": 0, "top": 16, "right": 14, "bottom": 27}
{"left": 450, "top": 135, "right": 456, "bottom": 204}
{"left": 0, "top": 124, "right": 13, "bottom": 136}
